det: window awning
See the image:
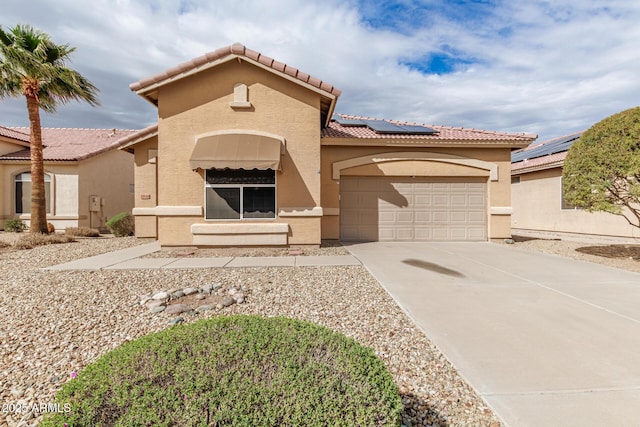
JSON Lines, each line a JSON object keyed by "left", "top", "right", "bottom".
{"left": 189, "top": 131, "right": 284, "bottom": 170}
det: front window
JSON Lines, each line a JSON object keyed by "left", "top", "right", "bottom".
{"left": 15, "top": 172, "right": 51, "bottom": 214}
{"left": 205, "top": 169, "right": 275, "bottom": 220}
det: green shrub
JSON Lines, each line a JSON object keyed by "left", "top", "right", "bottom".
{"left": 105, "top": 212, "right": 134, "bottom": 237}
{"left": 13, "top": 233, "right": 75, "bottom": 250}
{"left": 65, "top": 226, "right": 101, "bottom": 237}
{"left": 4, "top": 218, "right": 26, "bottom": 233}
{"left": 41, "top": 315, "right": 402, "bottom": 427}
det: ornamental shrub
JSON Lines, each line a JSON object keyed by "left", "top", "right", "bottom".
{"left": 41, "top": 315, "right": 402, "bottom": 426}
{"left": 4, "top": 218, "right": 26, "bottom": 232}
{"left": 105, "top": 212, "right": 134, "bottom": 237}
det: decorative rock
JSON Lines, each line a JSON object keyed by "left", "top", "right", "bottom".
{"left": 233, "top": 292, "right": 245, "bottom": 303}
{"left": 235, "top": 296, "right": 245, "bottom": 304}
{"left": 151, "top": 306, "right": 166, "bottom": 313}
{"left": 183, "top": 287, "right": 198, "bottom": 295}
{"left": 221, "top": 296, "right": 235, "bottom": 307}
{"left": 165, "top": 304, "right": 193, "bottom": 315}
{"left": 171, "top": 290, "right": 185, "bottom": 298}
{"left": 152, "top": 291, "right": 170, "bottom": 300}
{"left": 504, "top": 238, "right": 515, "bottom": 245}
{"left": 195, "top": 305, "right": 213, "bottom": 313}
{"left": 212, "top": 283, "right": 223, "bottom": 292}
{"left": 170, "top": 317, "right": 185, "bottom": 325}
{"left": 228, "top": 288, "right": 238, "bottom": 296}
{"left": 145, "top": 299, "right": 165, "bottom": 309}
{"left": 195, "top": 294, "right": 206, "bottom": 300}
{"left": 202, "top": 283, "right": 214, "bottom": 294}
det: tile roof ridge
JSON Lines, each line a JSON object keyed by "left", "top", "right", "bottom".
{"left": 130, "top": 42, "right": 341, "bottom": 97}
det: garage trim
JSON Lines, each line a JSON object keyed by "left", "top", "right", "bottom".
{"left": 332, "top": 151, "right": 498, "bottom": 180}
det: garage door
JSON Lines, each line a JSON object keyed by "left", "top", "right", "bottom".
{"left": 340, "top": 177, "right": 487, "bottom": 242}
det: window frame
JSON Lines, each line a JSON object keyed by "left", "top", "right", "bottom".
{"left": 14, "top": 171, "right": 53, "bottom": 215}
{"left": 204, "top": 169, "right": 277, "bottom": 221}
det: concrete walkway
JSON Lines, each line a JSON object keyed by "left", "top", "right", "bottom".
{"left": 347, "top": 242, "right": 640, "bottom": 427}
{"left": 44, "top": 242, "right": 360, "bottom": 271}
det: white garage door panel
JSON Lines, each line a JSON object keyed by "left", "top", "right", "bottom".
{"left": 340, "top": 177, "right": 487, "bottom": 242}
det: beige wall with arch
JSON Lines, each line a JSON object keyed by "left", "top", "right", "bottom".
{"left": 320, "top": 145, "right": 514, "bottom": 240}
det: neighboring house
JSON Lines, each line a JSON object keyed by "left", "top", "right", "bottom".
{"left": 511, "top": 132, "right": 640, "bottom": 241}
{"left": 120, "top": 42, "right": 536, "bottom": 246}
{"left": 0, "top": 125, "right": 136, "bottom": 231}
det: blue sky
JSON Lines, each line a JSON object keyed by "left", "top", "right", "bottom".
{"left": 2, "top": 0, "right": 640, "bottom": 143}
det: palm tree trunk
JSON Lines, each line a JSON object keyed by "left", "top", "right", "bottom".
{"left": 26, "top": 94, "right": 49, "bottom": 234}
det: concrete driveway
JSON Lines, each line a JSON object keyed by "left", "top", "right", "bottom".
{"left": 347, "top": 242, "right": 640, "bottom": 427}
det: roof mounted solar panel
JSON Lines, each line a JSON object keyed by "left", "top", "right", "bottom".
{"left": 363, "top": 119, "right": 404, "bottom": 133}
{"left": 398, "top": 124, "right": 438, "bottom": 135}
{"left": 332, "top": 115, "right": 366, "bottom": 127}
{"left": 511, "top": 133, "right": 582, "bottom": 163}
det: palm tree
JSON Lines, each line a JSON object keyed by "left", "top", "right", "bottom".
{"left": 0, "top": 24, "right": 99, "bottom": 233}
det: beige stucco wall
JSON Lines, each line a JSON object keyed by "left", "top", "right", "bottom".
{"left": 0, "top": 162, "right": 80, "bottom": 230}
{"left": 512, "top": 167, "right": 640, "bottom": 239}
{"left": 77, "top": 149, "right": 134, "bottom": 229}
{"left": 0, "top": 140, "right": 26, "bottom": 156}
{"left": 320, "top": 145, "right": 514, "bottom": 240}
{"left": 150, "top": 60, "right": 323, "bottom": 246}
{"left": 131, "top": 137, "right": 158, "bottom": 237}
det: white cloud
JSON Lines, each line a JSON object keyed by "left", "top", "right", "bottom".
{"left": 1, "top": 0, "right": 639, "bottom": 142}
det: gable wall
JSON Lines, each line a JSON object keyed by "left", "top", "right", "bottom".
{"left": 154, "top": 59, "right": 323, "bottom": 245}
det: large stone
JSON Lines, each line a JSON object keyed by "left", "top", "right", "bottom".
{"left": 183, "top": 287, "right": 198, "bottom": 295}
{"left": 195, "top": 305, "right": 213, "bottom": 313}
{"left": 151, "top": 306, "right": 166, "bottom": 314}
{"left": 152, "top": 291, "right": 169, "bottom": 300}
{"left": 221, "top": 296, "right": 235, "bottom": 307}
{"left": 171, "top": 290, "right": 185, "bottom": 299}
{"left": 145, "top": 299, "right": 165, "bottom": 309}
{"left": 165, "top": 304, "right": 193, "bottom": 315}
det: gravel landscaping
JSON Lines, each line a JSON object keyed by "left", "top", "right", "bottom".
{"left": 0, "top": 236, "right": 499, "bottom": 427}
{"left": 3, "top": 234, "right": 638, "bottom": 427}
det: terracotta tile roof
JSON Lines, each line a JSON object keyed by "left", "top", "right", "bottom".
{"left": 323, "top": 114, "right": 537, "bottom": 143}
{"left": 117, "top": 124, "right": 158, "bottom": 150}
{"left": 0, "top": 125, "right": 30, "bottom": 143}
{"left": 0, "top": 127, "right": 138, "bottom": 161}
{"left": 130, "top": 42, "right": 341, "bottom": 98}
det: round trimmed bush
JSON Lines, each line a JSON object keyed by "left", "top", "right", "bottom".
{"left": 41, "top": 315, "right": 402, "bottom": 426}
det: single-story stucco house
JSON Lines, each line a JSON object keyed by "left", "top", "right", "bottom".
{"left": 511, "top": 131, "right": 640, "bottom": 241}
{"left": 0, "top": 125, "right": 136, "bottom": 231}
{"left": 120, "top": 42, "right": 537, "bottom": 246}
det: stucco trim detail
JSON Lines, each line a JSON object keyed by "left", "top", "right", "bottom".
{"left": 133, "top": 206, "right": 203, "bottom": 216}
{"left": 332, "top": 152, "right": 499, "bottom": 181}
{"left": 490, "top": 207, "right": 513, "bottom": 215}
{"left": 191, "top": 223, "right": 289, "bottom": 245}
{"left": 278, "top": 207, "right": 323, "bottom": 217}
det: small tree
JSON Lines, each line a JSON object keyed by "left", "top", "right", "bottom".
{"left": 563, "top": 106, "right": 640, "bottom": 228}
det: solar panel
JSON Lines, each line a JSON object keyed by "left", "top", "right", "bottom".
{"left": 332, "top": 115, "right": 366, "bottom": 126}
{"left": 511, "top": 132, "right": 583, "bottom": 163}
{"left": 398, "top": 124, "right": 438, "bottom": 134}
{"left": 332, "top": 115, "right": 439, "bottom": 135}
{"left": 363, "top": 120, "right": 404, "bottom": 133}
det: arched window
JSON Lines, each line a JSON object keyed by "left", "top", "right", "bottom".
{"left": 15, "top": 172, "right": 51, "bottom": 214}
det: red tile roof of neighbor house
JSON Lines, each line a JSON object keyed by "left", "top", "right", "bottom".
{"left": 0, "top": 125, "right": 30, "bottom": 143}
{"left": 0, "top": 127, "right": 138, "bottom": 161}
{"left": 130, "top": 42, "right": 342, "bottom": 98}
{"left": 511, "top": 151, "right": 567, "bottom": 173}
{"left": 324, "top": 114, "right": 538, "bottom": 143}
